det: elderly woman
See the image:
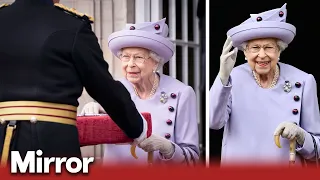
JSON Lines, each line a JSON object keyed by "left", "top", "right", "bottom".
{"left": 210, "top": 3, "right": 320, "bottom": 166}
{"left": 81, "top": 18, "right": 199, "bottom": 165}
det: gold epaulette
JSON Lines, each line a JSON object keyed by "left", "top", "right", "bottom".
{"left": 54, "top": 3, "right": 94, "bottom": 23}
{"left": 0, "top": 3, "right": 10, "bottom": 9}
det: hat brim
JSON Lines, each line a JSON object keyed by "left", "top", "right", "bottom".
{"left": 108, "top": 30, "right": 174, "bottom": 64}
{"left": 227, "top": 21, "right": 296, "bottom": 49}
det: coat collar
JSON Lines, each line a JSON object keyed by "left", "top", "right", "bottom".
{"left": 244, "top": 62, "right": 302, "bottom": 90}
{"left": 122, "top": 73, "right": 168, "bottom": 99}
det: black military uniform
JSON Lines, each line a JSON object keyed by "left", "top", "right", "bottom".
{"left": 0, "top": 0, "right": 144, "bottom": 166}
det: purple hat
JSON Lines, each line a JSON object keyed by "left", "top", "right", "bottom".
{"left": 108, "top": 18, "right": 174, "bottom": 64}
{"left": 227, "top": 3, "right": 296, "bottom": 49}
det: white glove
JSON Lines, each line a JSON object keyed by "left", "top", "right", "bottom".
{"left": 274, "top": 122, "right": 306, "bottom": 146}
{"left": 79, "top": 102, "right": 106, "bottom": 115}
{"left": 138, "top": 134, "right": 175, "bottom": 159}
{"left": 219, "top": 36, "right": 238, "bottom": 86}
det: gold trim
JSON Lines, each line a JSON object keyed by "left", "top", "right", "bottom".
{"left": 0, "top": 107, "right": 76, "bottom": 119}
{"left": 0, "top": 101, "right": 77, "bottom": 166}
{"left": 0, "top": 3, "right": 10, "bottom": 9}
{"left": 0, "top": 115, "right": 76, "bottom": 126}
{"left": 54, "top": 3, "right": 94, "bottom": 23}
{"left": 0, "top": 101, "right": 77, "bottom": 125}
{"left": 0, "top": 101, "right": 76, "bottom": 111}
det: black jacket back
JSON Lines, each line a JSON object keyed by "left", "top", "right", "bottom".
{"left": 0, "top": 0, "right": 144, "bottom": 139}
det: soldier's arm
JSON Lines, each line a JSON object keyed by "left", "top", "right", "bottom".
{"left": 71, "top": 22, "right": 144, "bottom": 139}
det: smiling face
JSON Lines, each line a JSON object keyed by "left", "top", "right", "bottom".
{"left": 120, "top": 47, "right": 158, "bottom": 84}
{"left": 244, "top": 38, "right": 281, "bottom": 75}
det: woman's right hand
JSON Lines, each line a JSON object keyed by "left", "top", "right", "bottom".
{"left": 79, "top": 102, "right": 106, "bottom": 115}
{"left": 219, "top": 36, "right": 238, "bottom": 86}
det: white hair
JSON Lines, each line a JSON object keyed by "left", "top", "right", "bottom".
{"left": 240, "top": 39, "right": 288, "bottom": 53}
{"left": 116, "top": 49, "right": 165, "bottom": 71}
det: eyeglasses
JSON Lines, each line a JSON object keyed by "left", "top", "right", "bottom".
{"left": 246, "top": 45, "right": 279, "bottom": 54}
{"left": 119, "top": 54, "right": 150, "bottom": 64}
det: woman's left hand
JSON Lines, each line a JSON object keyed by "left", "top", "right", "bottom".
{"left": 138, "top": 134, "right": 175, "bottom": 159}
{"left": 274, "top": 122, "right": 306, "bottom": 146}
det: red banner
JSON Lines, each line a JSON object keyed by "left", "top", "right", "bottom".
{"left": 1, "top": 164, "right": 319, "bottom": 180}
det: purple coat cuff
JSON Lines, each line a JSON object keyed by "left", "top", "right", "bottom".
{"left": 296, "top": 132, "right": 316, "bottom": 159}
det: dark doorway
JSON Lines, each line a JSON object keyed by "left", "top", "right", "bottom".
{"left": 209, "top": 1, "right": 318, "bottom": 163}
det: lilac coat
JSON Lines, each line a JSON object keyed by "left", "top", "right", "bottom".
{"left": 210, "top": 62, "right": 320, "bottom": 166}
{"left": 103, "top": 73, "right": 199, "bottom": 165}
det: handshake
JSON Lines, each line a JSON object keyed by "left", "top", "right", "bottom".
{"left": 80, "top": 102, "right": 175, "bottom": 161}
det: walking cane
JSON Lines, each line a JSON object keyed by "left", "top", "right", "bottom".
{"left": 274, "top": 135, "right": 296, "bottom": 166}
{"left": 147, "top": 152, "right": 153, "bottom": 165}
{"left": 289, "top": 139, "right": 296, "bottom": 166}
{"left": 130, "top": 146, "right": 154, "bottom": 165}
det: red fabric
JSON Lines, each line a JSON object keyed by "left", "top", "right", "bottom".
{"left": 76, "top": 112, "right": 152, "bottom": 146}
{"left": 1, "top": 165, "right": 320, "bottom": 179}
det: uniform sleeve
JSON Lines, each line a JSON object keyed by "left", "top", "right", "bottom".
{"left": 209, "top": 75, "right": 232, "bottom": 130}
{"left": 71, "top": 22, "right": 144, "bottom": 139}
{"left": 296, "top": 74, "right": 320, "bottom": 161}
{"left": 159, "top": 86, "right": 200, "bottom": 165}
